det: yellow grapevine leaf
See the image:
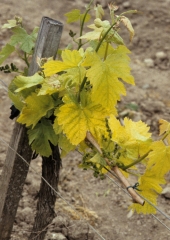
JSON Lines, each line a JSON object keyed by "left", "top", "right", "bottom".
{"left": 131, "top": 170, "right": 165, "bottom": 214}
{"left": 57, "top": 95, "right": 107, "bottom": 145}
{"left": 147, "top": 141, "right": 170, "bottom": 178}
{"left": 108, "top": 115, "right": 152, "bottom": 158}
{"left": 106, "top": 45, "right": 135, "bottom": 85}
{"left": 124, "top": 117, "right": 151, "bottom": 141}
{"left": 43, "top": 49, "right": 83, "bottom": 77}
{"left": 82, "top": 51, "right": 126, "bottom": 110}
{"left": 61, "top": 66, "right": 86, "bottom": 86}
{"left": 43, "top": 61, "right": 69, "bottom": 77}
{"left": 17, "top": 93, "right": 54, "bottom": 128}
{"left": 82, "top": 46, "right": 134, "bottom": 110}
{"left": 62, "top": 49, "right": 83, "bottom": 67}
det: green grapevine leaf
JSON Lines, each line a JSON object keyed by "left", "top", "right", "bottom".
{"left": 8, "top": 81, "right": 24, "bottom": 111}
{"left": 2, "top": 19, "right": 18, "bottom": 29}
{"left": 31, "top": 26, "right": 39, "bottom": 40}
{"left": 17, "top": 93, "right": 54, "bottom": 128}
{"left": 79, "top": 19, "right": 124, "bottom": 44}
{"left": 94, "top": 4, "right": 104, "bottom": 19}
{"left": 58, "top": 133, "right": 75, "bottom": 157}
{"left": 88, "top": 152, "right": 106, "bottom": 166}
{"left": 13, "top": 73, "right": 44, "bottom": 92}
{"left": 65, "top": 9, "right": 90, "bottom": 23}
{"left": 28, "top": 118, "right": 58, "bottom": 157}
{"left": 10, "top": 27, "right": 36, "bottom": 53}
{"left": 0, "top": 44, "right": 15, "bottom": 65}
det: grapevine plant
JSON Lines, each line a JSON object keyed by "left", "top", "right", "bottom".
{"left": 1, "top": 1, "right": 170, "bottom": 215}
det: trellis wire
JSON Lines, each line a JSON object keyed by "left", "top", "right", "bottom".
{"left": 106, "top": 174, "right": 170, "bottom": 231}
{"left": 0, "top": 81, "right": 170, "bottom": 235}
{"left": 0, "top": 80, "right": 8, "bottom": 92}
{"left": 0, "top": 137, "right": 105, "bottom": 240}
{"left": 0, "top": 79, "right": 8, "bottom": 88}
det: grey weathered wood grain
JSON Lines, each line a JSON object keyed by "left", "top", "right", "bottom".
{"left": 0, "top": 16, "right": 63, "bottom": 240}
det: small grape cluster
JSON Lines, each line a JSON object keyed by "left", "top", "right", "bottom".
{"left": 105, "top": 118, "right": 112, "bottom": 139}
{"left": 82, "top": 153, "right": 106, "bottom": 180}
{"left": 85, "top": 80, "right": 93, "bottom": 91}
{"left": 0, "top": 63, "right": 18, "bottom": 73}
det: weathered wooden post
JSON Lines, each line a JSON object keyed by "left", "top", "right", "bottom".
{"left": 0, "top": 17, "right": 63, "bottom": 240}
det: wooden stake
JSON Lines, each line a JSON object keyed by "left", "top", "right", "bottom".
{"left": 0, "top": 17, "right": 63, "bottom": 240}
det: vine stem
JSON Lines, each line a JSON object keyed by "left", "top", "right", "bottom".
{"left": 78, "top": 76, "right": 87, "bottom": 102}
{"left": 122, "top": 150, "right": 152, "bottom": 170}
{"left": 78, "top": 0, "right": 94, "bottom": 50}
{"left": 23, "top": 52, "right": 30, "bottom": 67}
{"left": 86, "top": 131, "right": 145, "bottom": 206}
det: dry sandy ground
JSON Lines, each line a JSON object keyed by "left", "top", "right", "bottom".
{"left": 0, "top": 0, "right": 170, "bottom": 239}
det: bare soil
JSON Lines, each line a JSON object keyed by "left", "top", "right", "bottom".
{"left": 1, "top": 0, "right": 170, "bottom": 240}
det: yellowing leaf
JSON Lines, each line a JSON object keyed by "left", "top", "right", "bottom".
{"left": 17, "top": 93, "right": 54, "bottom": 128}
{"left": 121, "top": 16, "right": 135, "bottom": 41}
{"left": 159, "top": 119, "right": 170, "bottom": 144}
{"left": 159, "top": 119, "right": 170, "bottom": 135}
{"left": 14, "top": 73, "right": 44, "bottom": 92}
{"left": 57, "top": 95, "right": 107, "bottom": 145}
{"left": 43, "top": 49, "right": 83, "bottom": 77}
{"left": 28, "top": 119, "right": 58, "bottom": 157}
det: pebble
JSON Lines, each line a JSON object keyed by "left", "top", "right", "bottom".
{"left": 45, "top": 232, "right": 67, "bottom": 240}
{"left": 144, "top": 58, "right": 154, "bottom": 68}
{"left": 162, "top": 185, "right": 170, "bottom": 199}
{"left": 51, "top": 216, "right": 68, "bottom": 228}
{"left": 142, "top": 83, "right": 150, "bottom": 89}
{"left": 122, "top": 1, "right": 131, "bottom": 8}
{"left": 155, "top": 51, "right": 167, "bottom": 60}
